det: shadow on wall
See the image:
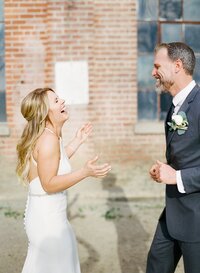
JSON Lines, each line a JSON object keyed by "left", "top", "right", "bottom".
{"left": 102, "top": 173, "right": 149, "bottom": 273}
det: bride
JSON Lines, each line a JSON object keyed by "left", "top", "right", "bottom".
{"left": 16, "top": 87, "right": 111, "bottom": 273}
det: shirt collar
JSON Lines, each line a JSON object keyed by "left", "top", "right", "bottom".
{"left": 173, "top": 80, "right": 196, "bottom": 107}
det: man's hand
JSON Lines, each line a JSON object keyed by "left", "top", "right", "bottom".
{"left": 149, "top": 160, "right": 177, "bottom": 185}
{"left": 156, "top": 160, "right": 176, "bottom": 184}
{"left": 149, "top": 163, "right": 161, "bottom": 183}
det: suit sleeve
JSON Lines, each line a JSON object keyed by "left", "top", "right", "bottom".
{"left": 181, "top": 167, "right": 200, "bottom": 194}
{"left": 182, "top": 101, "right": 200, "bottom": 194}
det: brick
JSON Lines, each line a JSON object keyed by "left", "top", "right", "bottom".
{"left": 1, "top": 0, "right": 164, "bottom": 163}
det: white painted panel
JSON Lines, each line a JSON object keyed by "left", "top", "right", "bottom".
{"left": 55, "top": 61, "right": 89, "bottom": 104}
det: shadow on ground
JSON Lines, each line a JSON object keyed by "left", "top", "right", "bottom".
{"left": 102, "top": 173, "right": 149, "bottom": 273}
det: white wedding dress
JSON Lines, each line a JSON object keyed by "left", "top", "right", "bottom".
{"left": 21, "top": 137, "right": 81, "bottom": 273}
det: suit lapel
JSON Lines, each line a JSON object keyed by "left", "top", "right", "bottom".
{"left": 166, "top": 85, "right": 199, "bottom": 147}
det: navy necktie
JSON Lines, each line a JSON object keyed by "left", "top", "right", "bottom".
{"left": 166, "top": 103, "right": 175, "bottom": 135}
{"left": 167, "top": 103, "right": 175, "bottom": 123}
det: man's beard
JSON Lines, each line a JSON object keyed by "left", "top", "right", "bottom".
{"left": 155, "top": 78, "right": 174, "bottom": 93}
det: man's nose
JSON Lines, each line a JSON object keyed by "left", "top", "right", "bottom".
{"left": 152, "top": 67, "right": 156, "bottom": 77}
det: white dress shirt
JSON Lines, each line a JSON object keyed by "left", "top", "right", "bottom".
{"left": 171, "top": 80, "right": 196, "bottom": 193}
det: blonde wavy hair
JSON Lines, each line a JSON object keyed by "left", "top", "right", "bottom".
{"left": 16, "top": 87, "right": 54, "bottom": 183}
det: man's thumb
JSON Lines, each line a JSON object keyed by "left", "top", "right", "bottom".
{"left": 156, "top": 160, "right": 162, "bottom": 166}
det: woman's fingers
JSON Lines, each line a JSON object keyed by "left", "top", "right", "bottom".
{"left": 94, "top": 165, "right": 111, "bottom": 176}
{"left": 93, "top": 163, "right": 110, "bottom": 170}
{"left": 89, "top": 155, "right": 99, "bottom": 164}
{"left": 81, "top": 122, "right": 93, "bottom": 133}
{"left": 86, "top": 155, "right": 111, "bottom": 177}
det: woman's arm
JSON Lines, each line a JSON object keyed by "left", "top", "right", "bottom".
{"left": 37, "top": 134, "right": 111, "bottom": 194}
{"left": 65, "top": 122, "right": 92, "bottom": 158}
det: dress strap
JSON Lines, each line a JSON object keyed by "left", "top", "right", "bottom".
{"left": 44, "top": 127, "right": 61, "bottom": 140}
{"left": 45, "top": 127, "right": 56, "bottom": 135}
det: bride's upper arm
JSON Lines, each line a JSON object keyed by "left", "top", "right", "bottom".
{"left": 37, "top": 135, "right": 60, "bottom": 190}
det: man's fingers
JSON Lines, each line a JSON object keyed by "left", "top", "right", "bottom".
{"left": 150, "top": 173, "right": 162, "bottom": 183}
{"left": 156, "top": 160, "right": 163, "bottom": 166}
{"left": 149, "top": 161, "right": 165, "bottom": 184}
{"left": 155, "top": 179, "right": 162, "bottom": 183}
{"left": 150, "top": 168, "right": 161, "bottom": 181}
{"left": 150, "top": 166, "right": 159, "bottom": 176}
{"left": 150, "top": 165, "right": 157, "bottom": 175}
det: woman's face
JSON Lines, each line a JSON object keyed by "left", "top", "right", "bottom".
{"left": 47, "top": 91, "right": 69, "bottom": 125}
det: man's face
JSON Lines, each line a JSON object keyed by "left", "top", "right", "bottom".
{"left": 152, "top": 48, "right": 175, "bottom": 93}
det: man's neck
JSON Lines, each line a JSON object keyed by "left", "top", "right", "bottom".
{"left": 171, "top": 76, "right": 193, "bottom": 97}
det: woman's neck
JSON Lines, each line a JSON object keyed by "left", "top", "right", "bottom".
{"left": 45, "top": 123, "right": 62, "bottom": 138}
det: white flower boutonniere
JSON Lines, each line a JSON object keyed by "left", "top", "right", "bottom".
{"left": 167, "top": 111, "right": 188, "bottom": 135}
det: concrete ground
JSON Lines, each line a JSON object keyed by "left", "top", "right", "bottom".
{"left": 0, "top": 156, "right": 184, "bottom": 273}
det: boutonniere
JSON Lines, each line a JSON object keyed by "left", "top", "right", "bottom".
{"left": 167, "top": 111, "right": 188, "bottom": 135}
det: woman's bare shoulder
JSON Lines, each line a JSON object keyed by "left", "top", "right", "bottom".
{"left": 35, "top": 131, "right": 60, "bottom": 159}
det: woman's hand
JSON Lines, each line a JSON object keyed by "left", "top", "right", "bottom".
{"left": 75, "top": 122, "right": 93, "bottom": 145}
{"left": 66, "top": 122, "right": 93, "bottom": 158}
{"left": 83, "top": 155, "right": 111, "bottom": 178}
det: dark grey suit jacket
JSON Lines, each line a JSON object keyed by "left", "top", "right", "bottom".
{"left": 163, "top": 84, "right": 200, "bottom": 242}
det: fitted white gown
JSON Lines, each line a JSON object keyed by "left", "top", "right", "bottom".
{"left": 21, "top": 138, "right": 81, "bottom": 273}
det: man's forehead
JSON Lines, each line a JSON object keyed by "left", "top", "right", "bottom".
{"left": 154, "top": 48, "right": 169, "bottom": 63}
{"left": 155, "top": 47, "right": 168, "bottom": 57}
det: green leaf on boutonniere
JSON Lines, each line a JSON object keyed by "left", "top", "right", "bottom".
{"left": 178, "top": 111, "right": 187, "bottom": 119}
{"left": 177, "top": 129, "right": 186, "bottom": 135}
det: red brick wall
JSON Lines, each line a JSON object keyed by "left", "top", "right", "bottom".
{"left": 1, "top": 0, "right": 166, "bottom": 163}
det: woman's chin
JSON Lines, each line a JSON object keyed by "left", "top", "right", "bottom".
{"left": 62, "top": 113, "right": 69, "bottom": 122}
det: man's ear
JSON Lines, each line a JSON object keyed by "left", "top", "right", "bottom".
{"left": 174, "top": 59, "right": 183, "bottom": 73}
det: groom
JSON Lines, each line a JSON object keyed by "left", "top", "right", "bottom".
{"left": 146, "top": 42, "right": 200, "bottom": 273}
